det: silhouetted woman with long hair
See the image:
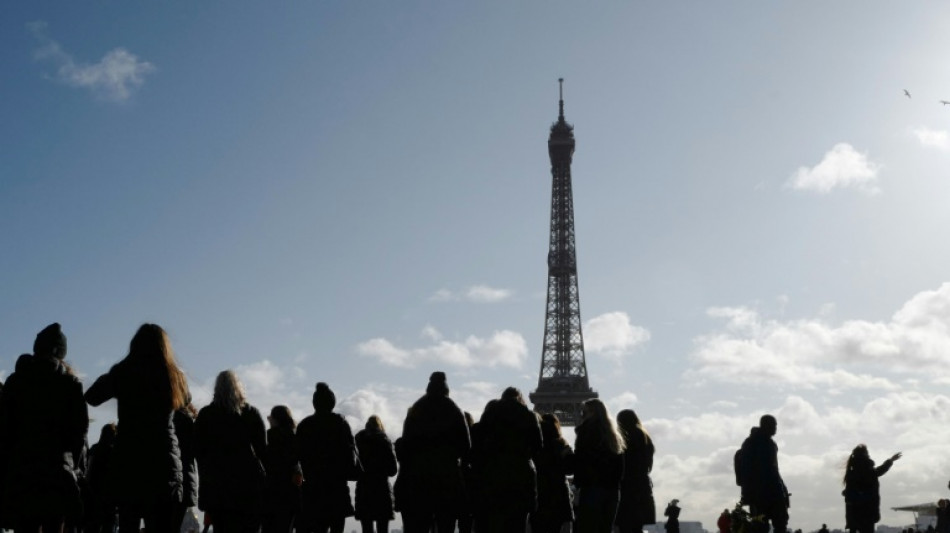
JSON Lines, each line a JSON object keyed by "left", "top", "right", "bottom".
{"left": 262, "top": 405, "right": 301, "bottom": 533}
{"left": 842, "top": 445, "right": 901, "bottom": 533}
{"left": 529, "top": 413, "right": 575, "bottom": 533}
{"left": 573, "top": 399, "right": 625, "bottom": 533}
{"left": 195, "top": 370, "right": 267, "bottom": 533}
{"left": 354, "top": 415, "right": 397, "bottom": 533}
{"left": 615, "top": 409, "right": 656, "bottom": 533}
{"left": 85, "top": 323, "right": 190, "bottom": 533}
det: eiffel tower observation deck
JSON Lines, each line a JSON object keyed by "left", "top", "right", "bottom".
{"left": 529, "top": 79, "right": 598, "bottom": 427}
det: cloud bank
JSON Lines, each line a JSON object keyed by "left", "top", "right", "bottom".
{"left": 688, "top": 283, "right": 950, "bottom": 391}
{"left": 357, "top": 326, "right": 528, "bottom": 368}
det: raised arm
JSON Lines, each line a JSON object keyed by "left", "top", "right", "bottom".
{"left": 84, "top": 370, "right": 116, "bottom": 407}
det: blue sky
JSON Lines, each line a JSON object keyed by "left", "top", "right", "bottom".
{"left": 4, "top": 2, "right": 950, "bottom": 530}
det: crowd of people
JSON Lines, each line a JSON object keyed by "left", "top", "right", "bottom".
{"left": 0, "top": 322, "right": 932, "bottom": 533}
{"left": 0, "top": 323, "right": 659, "bottom": 533}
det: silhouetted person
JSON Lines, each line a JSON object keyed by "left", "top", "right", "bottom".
{"left": 818, "top": 523, "right": 830, "bottom": 533}
{"left": 615, "top": 409, "right": 656, "bottom": 533}
{"left": 85, "top": 323, "right": 189, "bottom": 533}
{"left": 173, "top": 403, "right": 199, "bottom": 533}
{"left": 354, "top": 415, "right": 397, "bottom": 533}
{"left": 738, "top": 415, "right": 788, "bottom": 533}
{"left": 296, "top": 382, "right": 359, "bottom": 533}
{"left": 195, "top": 371, "right": 267, "bottom": 533}
{"left": 395, "top": 372, "right": 470, "bottom": 533}
{"left": 456, "top": 411, "right": 476, "bottom": 533}
{"left": 0, "top": 378, "right": 4, "bottom": 530}
{"left": 936, "top": 500, "right": 949, "bottom": 533}
{"left": 467, "top": 400, "right": 496, "bottom": 533}
{"left": 717, "top": 509, "right": 732, "bottom": 533}
{"left": 664, "top": 500, "right": 681, "bottom": 533}
{"left": 262, "top": 406, "right": 301, "bottom": 533}
{"left": 85, "top": 423, "right": 119, "bottom": 533}
{"left": 842, "top": 445, "right": 901, "bottom": 533}
{"left": 0, "top": 323, "right": 88, "bottom": 533}
{"left": 471, "top": 387, "right": 542, "bottom": 533}
{"left": 529, "top": 413, "right": 575, "bottom": 533}
{"left": 573, "top": 399, "right": 625, "bottom": 533}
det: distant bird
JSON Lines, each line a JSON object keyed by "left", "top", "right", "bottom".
{"left": 941, "top": 100, "right": 950, "bottom": 106}
{"left": 904, "top": 89, "right": 912, "bottom": 98}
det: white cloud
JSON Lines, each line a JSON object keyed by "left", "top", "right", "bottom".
{"left": 584, "top": 311, "right": 651, "bottom": 361}
{"left": 688, "top": 283, "right": 950, "bottom": 391}
{"left": 428, "top": 285, "right": 512, "bottom": 303}
{"left": 785, "top": 143, "right": 882, "bottom": 194}
{"left": 357, "top": 327, "right": 528, "bottom": 369}
{"left": 466, "top": 285, "right": 512, "bottom": 303}
{"left": 606, "top": 391, "right": 639, "bottom": 413}
{"left": 428, "top": 289, "right": 454, "bottom": 302}
{"left": 28, "top": 21, "right": 155, "bottom": 102}
{"left": 913, "top": 127, "right": 950, "bottom": 151}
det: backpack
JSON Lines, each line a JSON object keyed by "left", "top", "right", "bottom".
{"left": 734, "top": 448, "right": 747, "bottom": 487}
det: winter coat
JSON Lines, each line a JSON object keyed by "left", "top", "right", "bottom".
{"left": 530, "top": 435, "right": 575, "bottom": 524}
{"left": 263, "top": 426, "right": 301, "bottom": 515}
{"left": 0, "top": 354, "right": 88, "bottom": 524}
{"left": 739, "top": 427, "right": 787, "bottom": 507}
{"left": 354, "top": 428, "right": 397, "bottom": 521}
{"left": 573, "top": 419, "right": 623, "bottom": 491}
{"left": 394, "top": 393, "right": 470, "bottom": 515}
{"left": 173, "top": 408, "right": 198, "bottom": 507}
{"left": 86, "top": 439, "right": 117, "bottom": 523}
{"left": 843, "top": 456, "right": 894, "bottom": 529}
{"left": 85, "top": 360, "right": 185, "bottom": 506}
{"left": 616, "top": 426, "right": 656, "bottom": 528}
{"left": 471, "top": 399, "right": 542, "bottom": 514}
{"left": 194, "top": 403, "right": 267, "bottom": 513}
{"left": 295, "top": 411, "right": 358, "bottom": 524}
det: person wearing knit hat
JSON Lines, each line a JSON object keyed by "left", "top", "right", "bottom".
{"left": 395, "top": 371, "right": 470, "bottom": 533}
{"left": 425, "top": 371, "right": 449, "bottom": 396}
{"left": 34, "top": 322, "right": 67, "bottom": 359}
{"left": 296, "top": 382, "right": 359, "bottom": 533}
{"left": 312, "top": 382, "right": 337, "bottom": 413}
{"left": 0, "top": 323, "right": 88, "bottom": 533}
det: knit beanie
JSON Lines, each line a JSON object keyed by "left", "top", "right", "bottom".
{"left": 426, "top": 371, "right": 449, "bottom": 396}
{"left": 34, "top": 323, "right": 67, "bottom": 359}
{"left": 312, "top": 382, "right": 336, "bottom": 413}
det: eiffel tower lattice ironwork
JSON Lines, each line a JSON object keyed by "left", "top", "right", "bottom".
{"left": 529, "top": 79, "right": 598, "bottom": 427}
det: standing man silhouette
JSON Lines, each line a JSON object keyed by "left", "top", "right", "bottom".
{"left": 739, "top": 415, "right": 789, "bottom": 533}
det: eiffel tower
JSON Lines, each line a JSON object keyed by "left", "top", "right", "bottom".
{"left": 529, "top": 79, "right": 597, "bottom": 427}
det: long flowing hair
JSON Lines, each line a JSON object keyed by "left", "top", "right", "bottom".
{"left": 365, "top": 414, "right": 385, "bottom": 433}
{"left": 584, "top": 399, "right": 626, "bottom": 455}
{"left": 617, "top": 408, "right": 650, "bottom": 448}
{"left": 125, "top": 324, "right": 189, "bottom": 411}
{"left": 212, "top": 370, "right": 247, "bottom": 414}
{"left": 843, "top": 444, "right": 872, "bottom": 485}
